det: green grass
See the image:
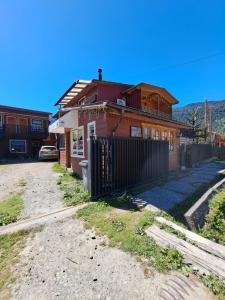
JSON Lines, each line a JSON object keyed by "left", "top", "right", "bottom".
{"left": 0, "top": 195, "right": 23, "bottom": 226}
{"left": 199, "top": 186, "right": 225, "bottom": 245}
{"left": 77, "top": 195, "right": 186, "bottom": 273}
{"left": 57, "top": 172, "right": 90, "bottom": 206}
{"left": 52, "top": 162, "right": 66, "bottom": 173}
{"left": 169, "top": 175, "right": 224, "bottom": 223}
{"left": 200, "top": 275, "right": 225, "bottom": 300}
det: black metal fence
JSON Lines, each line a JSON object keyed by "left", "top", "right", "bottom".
{"left": 185, "top": 144, "right": 213, "bottom": 167}
{"left": 89, "top": 137, "right": 169, "bottom": 199}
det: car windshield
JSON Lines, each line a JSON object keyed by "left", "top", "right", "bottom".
{"left": 42, "top": 147, "right": 56, "bottom": 150}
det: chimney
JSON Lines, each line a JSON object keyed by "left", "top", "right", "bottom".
{"left": 98, "top": 68, "right": 102, "bottom": 81}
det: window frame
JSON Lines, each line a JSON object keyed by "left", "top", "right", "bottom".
{"left": 87, "top": 121, "right": 96, "bottom": 139}
{"left": 9, "top": 139, "right": 27, "bottom": 154}
{"left": 131, "top": 126, "right": 142, "bottom": 137}
{"left": 31, "top": 119, "right": 44, "bottom": 132}
{"left": 71, "top": 126, "right": 85, "bottom": 158}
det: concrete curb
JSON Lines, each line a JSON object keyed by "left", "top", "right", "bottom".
{"left": 184, "top": 177, "right": 225, "bottom": 229}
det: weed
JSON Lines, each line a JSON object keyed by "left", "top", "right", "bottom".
{"left": 58, "top": 172, "right": 90, "bottom": 206}
{"left": 0, "top": 195, "right": 23, "bottom": 226}
{"left": 52, "top": 162, "right": 66, "bottom": 173}
{"left": 200, "top": 274, "right": 225, "bottom": 300}
{"left": 199, "top": 187, "right": 225, "bottom": 245}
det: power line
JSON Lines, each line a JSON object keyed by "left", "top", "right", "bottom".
{"left": 151, "top": 51, "right": 225, "bottom": 72}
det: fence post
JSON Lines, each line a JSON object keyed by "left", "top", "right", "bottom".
{"left": 87, "top": 136, "right": 93, "bottom": 196}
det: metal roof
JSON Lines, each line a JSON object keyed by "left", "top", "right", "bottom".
{"left": 55, "top": 80, "right": 92, "bottom": 106}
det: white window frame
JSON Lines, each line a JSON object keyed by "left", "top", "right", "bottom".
{"left": 87, "top": 121, "right": 96, "bottom": 139}
{"left": 9, "top": 139, "right": 27, "bottom": 153}
{"left": 31, "top": 119, "right": 44, "bottom": 132}
{"left": 71, "top": 126, "right": 85, "bottom": 158}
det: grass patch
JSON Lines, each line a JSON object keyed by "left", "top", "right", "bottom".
{"left": 0, "top": 227, "right": 42, "bottom": 299}
{"left": 199, "top": 186, "right": 225, "bottom": 245}
{"left": 200, "top": 275, "right": 225, "bottom": 300}
{"left": 169, "top": 175, "right": 224, "bottom": 223}
{"left": 52, "top": 162, "right": 66, "bottom": 173}
{"left": 58, "top": 172, "right": 89, "bottom": 206}
{"left": 0, "top": 195, "right": 23, "bottom": 226}
{"left": 77, "top": 194, "right": 186, "bottom": 273}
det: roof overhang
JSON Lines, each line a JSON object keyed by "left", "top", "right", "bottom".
{"left": 55, "top": 80, "right": 92, "bottom": 106}
{"left": 49, "top": 110, "right": 78, "bottom": 133}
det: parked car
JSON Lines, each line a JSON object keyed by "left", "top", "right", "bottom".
{"left": 39, "top": 146, "right": 59, "bottom": 160}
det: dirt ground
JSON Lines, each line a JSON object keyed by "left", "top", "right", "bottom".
{"left": 0, "top": 161, "right": 64, "bottom": 218}
{"left": 0, "top": 161, "right": 216, "bottom": 300}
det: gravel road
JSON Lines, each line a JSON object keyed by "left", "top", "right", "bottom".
{"left": 0, "top": 161, "right": 64, "bottom": 217}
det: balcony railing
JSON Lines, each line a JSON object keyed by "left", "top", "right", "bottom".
{"left": 141, "top": 106, "right": 171, "bottom": 120}
{"left": 0, "top": 124, "right": 48, "bottom": 138}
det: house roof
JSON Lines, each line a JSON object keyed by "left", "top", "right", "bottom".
{"left": 0, "top": 105, "right": 51, "bottom": 117}
{"left": 123, "top": 82, "right": 179, "bottom": 104}
{"left": 55, "top": 79, "right": 179, "bottom": 107}
{"left": 55, "top": 80, "right": 92, "bottom": 106}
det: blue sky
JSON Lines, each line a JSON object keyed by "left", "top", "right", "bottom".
{"left": 1, "top": 0, "right": 225, "bottom": 113}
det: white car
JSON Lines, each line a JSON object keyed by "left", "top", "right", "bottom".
{"left": 39, "top": 146, "right": 59, "bottom": 160}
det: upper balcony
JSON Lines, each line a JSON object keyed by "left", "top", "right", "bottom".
{"left": 0, "top": 124, "right": 48, "bottom": 139}
{"left": 141, "top": 106, "right": 172, "bottom": 120}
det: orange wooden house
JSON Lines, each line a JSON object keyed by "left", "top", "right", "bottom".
{"left": 49, "top": 70, "right": 188, "bottom": 176}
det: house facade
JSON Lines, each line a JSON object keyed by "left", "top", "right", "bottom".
{"left": 50, "top": 72, "right": 189, "bottom": 176}
{"left": 0, "top": 105, "right": 51, "bottom": 159}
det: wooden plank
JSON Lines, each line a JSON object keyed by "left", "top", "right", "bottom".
{"left": 145, "top": 225, "right": 225, "bottom": 280}
{"left": 156, "top": 216, "right": 225, "bottom": 260}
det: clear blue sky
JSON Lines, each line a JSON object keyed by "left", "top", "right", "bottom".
{"left": 1, "top": 0, "right": 225, "bottom": 113}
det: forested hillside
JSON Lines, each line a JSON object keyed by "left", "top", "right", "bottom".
{"left": 173, "top": 100, "right": 225, "bottom": 136}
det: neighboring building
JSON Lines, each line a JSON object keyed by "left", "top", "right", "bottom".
{"left": 49, "top": 70, "right": 189, "bottom": 176}
{"left": 0, "top": 105, "right": 51, "bottom": 159}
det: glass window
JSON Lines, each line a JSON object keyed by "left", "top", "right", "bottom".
{"left": 143, "top": 127, "right": 152, "bottom": 139}
{"left": 168, "top": 131, "right": 175, "bottom": 151}
{"left": 162, "top": 130, "right": 168, "bottom": 141}
{"left": 9, "top": 140, "right": 26, "bottom": 153}
{"left": 31, "top": 119, "right": 43, "bottom": 132}
{"left": 152, "top": 128, "right": 160, "bottom": 140}
{"left": 131, "top": 126, "right": 142, "bottom": 137}
{"left": 87, "top": 121, "right": 96, "bottom": 138}
{"left": 0, "top": 115, "right": 3, "bottom": 128}
{"left": 71, "top": 126, "right": 84, "bottom": 157}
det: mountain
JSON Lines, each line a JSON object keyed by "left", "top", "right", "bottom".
{"left": 173, "top": 100, "right": 225, "bottom": 137}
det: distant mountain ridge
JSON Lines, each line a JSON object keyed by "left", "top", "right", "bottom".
{"left": 173, "top": 99, "right": 225, "bottom": 136}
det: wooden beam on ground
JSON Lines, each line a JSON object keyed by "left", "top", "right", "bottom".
{"left": 156, "top": 216, "right": 225, "bottom": 260}
{"left": 145, "top": 224, "right": 225, "bottom": 281}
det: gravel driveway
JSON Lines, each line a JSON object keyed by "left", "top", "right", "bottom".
{"left": 0, "top": 161, "right": 216, "bottom": 300}
{"left": 0, "top": 161, "right": 64, "bottom": 218}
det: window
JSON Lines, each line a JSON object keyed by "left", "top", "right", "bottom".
{"left": 162, "top": 130, "right": 168, "bottom": 141}
{"left": 87, "top": 121, "right": 96, "bottom": 138}
{"left": 58, "top": 134, "right": 65, "bottom": 149}
{"left": 143, "top": 127, "right": 152, "bottom": 139}
{"left": 0, "top": 115, "right": 3, "bottom": 128}
{"left": 9, "top": 140, "right": 27, "bottom": 153}
{"left": 131, "top": 126, "right": 142, "bottom": 137}
{"left": 31, "top": 119, "right": 43, "bottom": 132}
{"left": 71, "top": 126, "right": 84, "bottom": 157}
{"left": 168, "top": 131, "right": 174, "bottom": 151}
{"left": 152, "top": 128, "right": 160, "bottom": 140}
